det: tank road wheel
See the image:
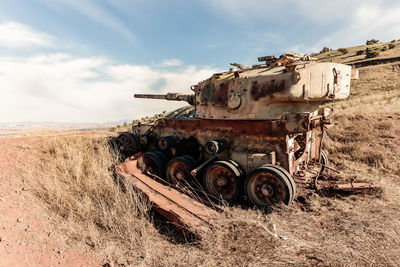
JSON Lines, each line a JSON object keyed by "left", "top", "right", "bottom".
{"left": 266, "top": 165, "right": 296, "bottom": 204}
{"left": 320, "top": 150, "right": 329, "bottom": 174}
{"left": 143, "top": 151, "right": 168, "bottom": 178}
{"left": 165, "top": 156, "right": 199, "bottom": 186}
{"left": 245, "top": 164, "right": 295, "bottom": 207}
{"left": 203, "top": 160, "right": 244, "bottom": 203}
{"left": 116, "top": 132, "right": 140, "bottom": 158}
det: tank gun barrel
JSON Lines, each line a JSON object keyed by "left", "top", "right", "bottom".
{"left": 134, "top": 93, "right": 194, "bottom": 105}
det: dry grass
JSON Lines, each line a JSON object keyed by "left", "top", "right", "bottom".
{"left": 29, "top": 54, "right": 400, "bottom": 265}
{"left": 34, "top": 136, "right": 161, "bottom": 265}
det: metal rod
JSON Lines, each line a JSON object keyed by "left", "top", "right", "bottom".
{"left": 191, "top": 156, "right": 217, "bottom": 178}
{"left": 323, "top": 165, "right": 341, "bottom": 173}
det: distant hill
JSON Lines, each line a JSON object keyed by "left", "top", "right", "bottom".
{"left": 0, "top": 121, "right": 121, "bottom": 136}
{"left": 315, "top": 39, "right": 400, "bottom": 64}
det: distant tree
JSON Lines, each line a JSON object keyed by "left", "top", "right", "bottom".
{"left": 320, "top": 47, "right": 331, "bottom": 53}
{"left": 365, "top": 47, "right": 380, "bottom": 58}
{"left": 391, "top": 40, "right": 396, "bottom": 43}
{"left": 389, "top": 43, "right": 396, "bottom": 49}
{"left": 338, "top": 48, "right": 349, "bottom": 54}
{"left": 366, "top": 39, "right": 379, "bottom": 45}
{"left": 356, "top": 50, "right": 364, "bottom": 55}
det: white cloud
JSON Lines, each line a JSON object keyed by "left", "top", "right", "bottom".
{"left": 158, "top": 58, "right": 183, "bottom": 67}
{"left": 0, "top": 53, "right": 217, "bottom": 122}
{"left": 50, "top": 0, "right": 136, "bottom": 42}
{"left": 202, "top": 0, "right": 400, "bottom": 53}
{"left": 312, "top": 3, "right": 400, "bottom": 51}
{"left": 0, "top": 22, "right": 54, "bottom": 48}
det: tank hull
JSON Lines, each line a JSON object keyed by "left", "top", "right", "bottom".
{"left": 133, "top": 111, "right": 327, "bottom": 176}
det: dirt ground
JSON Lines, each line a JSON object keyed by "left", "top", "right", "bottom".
{"left": 0, "top": 134, "right": 103, "bottom": 266}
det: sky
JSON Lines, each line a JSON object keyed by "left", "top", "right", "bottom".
{"left": 1, "top": 0, "right": 399, "bottom": 123}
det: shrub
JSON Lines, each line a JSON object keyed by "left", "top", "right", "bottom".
{"left": 320, "top": 47, "right": 331, "bottom": 53}
{"left": 338, "top": 48, "right": 348, "bottom": 54}
{"left": 356, "top": 50, "right": 364, "bottom": 55}
{"left": 389, "top": 43, "right": 396, "bottom": 49}
{"left": 365, "top": 47, "right": 380, "bottom": 58}
{"left": 381, "top": 46, "right": 388, "bottom": 52}
{"left": 391, "top": 40, "right": 396, "bottom": 43}
{"left": 366, "top": 39, "right": 379, "bottom": 45}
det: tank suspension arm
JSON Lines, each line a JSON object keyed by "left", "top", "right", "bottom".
{"left": 134, "top": 93, "right": 194, "bottom": 105}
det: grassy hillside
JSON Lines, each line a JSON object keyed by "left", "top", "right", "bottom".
{"left": 31, "top": 42, "right": 400, "bottom": 266}
{"left": 316, "top": 39, "right": 400, "bottom": 64}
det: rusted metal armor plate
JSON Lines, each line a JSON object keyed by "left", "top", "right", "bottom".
{"left": 115, "top": 155, "right": 219, "bottom": 235}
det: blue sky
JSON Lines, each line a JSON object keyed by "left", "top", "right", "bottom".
{"left": 1, "top": 0, "right": 399, "bottom": 122}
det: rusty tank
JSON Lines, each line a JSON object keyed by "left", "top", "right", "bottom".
{"left": 115, "top": 53, "right": 358, "bottom": 207}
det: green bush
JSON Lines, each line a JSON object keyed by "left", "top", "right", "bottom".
{"left": 389, "top": 43, "right": 396, "bottom": 49}
{"left": 338, "top": 48, "right": 348, "bottom": 54}
{"left": 356, "top": 50, "right": 364, "bottom": 55}
{"left": 366, "top": 47, "right": 380, "bottom": 58}
{"left": 320, "top": 47, "right": 331, "bottom": 53}
{"left": 366, "top": 39, "right": 379, "bottom": 45}
{"left": 381, "top": 46, "right": 388, "bottom": 52}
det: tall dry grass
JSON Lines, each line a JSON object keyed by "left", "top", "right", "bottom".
{"left": 35, "top": 136, "right": 163, "bottom": 265}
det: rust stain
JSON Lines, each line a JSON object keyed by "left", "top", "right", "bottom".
{"left": 251, "top": 80, "right": 286, "bottom": 101}
{"left": 199, "top": 82, "right": 212, "bottom": 105}
{"left": 215, "top": 82, "right": 229, "bottom": 105}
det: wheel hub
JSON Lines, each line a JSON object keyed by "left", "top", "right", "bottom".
{"left": 261, "top": 184, "right": 273, "bottom": 197}
{"left": 175, "top": 171, "right": 185, "bottom": 180}
{"left": 216, "top": 176, "right": 227, "bottom": 187}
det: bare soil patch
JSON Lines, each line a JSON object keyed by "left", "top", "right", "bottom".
{"left": 0, "top": 134, "right": 102, "bottom": 266}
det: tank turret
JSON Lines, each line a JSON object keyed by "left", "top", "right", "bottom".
{"left": 135, "top": 53, "right": 356, "bottom": 120}
{"left": 192, "top": 54, "right": 353, "bottom": 120}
